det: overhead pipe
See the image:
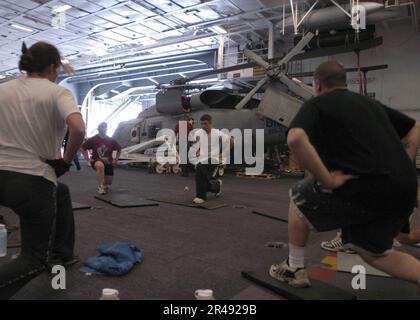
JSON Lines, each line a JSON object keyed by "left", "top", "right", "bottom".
{"left": 276, "top": 2, "right": 393, "bottom": 31}
{"left": 66, "top": 59, "right": 208, "bottom": 84}
{"left": 70, "top": 3, "right": 288, "bottom": 70}
{"left": 268, "top": 21, "right": 275, "bottom": 59}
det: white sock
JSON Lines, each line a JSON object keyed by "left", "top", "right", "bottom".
{"left": 289, "top": 243, "right": 305, "bottom": 269}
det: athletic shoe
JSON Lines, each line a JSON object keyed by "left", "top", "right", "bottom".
{"left": 269, "top": 260, "right": 311, "bottom": 288}
{"left": 193, "top": 197, "right": 205, "bottom": 204}
{"left": 98, "top": 186, "right": 107, "bottom": 195}
{"left": 321, "top": 233, "right": 356, "bottom": 254}
{"left": 215, "top": 179, "right": 223, "bottom": 197}
{"left": 393, "top": 239, "right": 402, "bottom": 248}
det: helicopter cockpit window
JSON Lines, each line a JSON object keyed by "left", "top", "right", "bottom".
{"left": 148, "top": 123, "right": 162, "bottom": 139}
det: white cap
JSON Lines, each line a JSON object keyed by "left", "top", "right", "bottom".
{"left": 195, "top": 289, "right": 215, "bottom": 300}
{"left": 0, "top": 224, "right": 5, "bottom": 230}
{"left": 102, "top": 288, "right": 119, "bottom": 298}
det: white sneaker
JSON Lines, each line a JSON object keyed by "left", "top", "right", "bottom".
{"left": 193, "top": 197, "right": 205, "bottom": 204}
{"left": 321, "top": 233, "right": 356, "bottom": 254}
{"left": 98, "top": 186, "right": 107, "bottom": 195}
{"left": 393, "top": 239, "right": 402, "bottom": 248}
{"left": 269, "top": 260, "right": 311, "bottom": 288}
{"left": 215, "top": 179, "right": 222, "bottom": 197}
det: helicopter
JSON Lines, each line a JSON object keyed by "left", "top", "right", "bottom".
{"left": 112, "top": 31, "right": 388, "bottom": 173}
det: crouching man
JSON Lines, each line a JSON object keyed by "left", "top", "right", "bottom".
{"left": 191, "top": 115, "right": 234, "bottom": 204}
{"left": 271, "top": 61, "right": 420, "bottom": 288}
{"left": 82, "top": 122, "right": 122, "bottom": 195}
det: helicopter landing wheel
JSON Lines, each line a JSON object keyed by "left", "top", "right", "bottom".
{"left": 217, "top": 167, "right": 225, "bottom": 177}
{"left": 155, "top": 164, "right": 166, "bottom": 174}
{"left": 172, "top": 164, "right": 181, "bottom": 174}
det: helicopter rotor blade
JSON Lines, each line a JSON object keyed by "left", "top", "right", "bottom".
{"left": 278, "top": 74, "right": 314, "bottom": 100}
{"left": 277, "top": 32, "right": 314, "bottom": 68}
{"left": 243, "top": 49, "right": 270, "bottom": 69}
{"left": 235, "top": 75, "right": 270, "bottom": 110}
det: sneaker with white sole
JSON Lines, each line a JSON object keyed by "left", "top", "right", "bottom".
{"left": 98, "top": 186, "right": 107, "bottom": 195}
{"left": 193, "top": 197, "right": 205, "bottom": 204}
{"left": 215, "top": 179, "right": 222, "bottom": 197}
{"left": 269, "top": 260, "right": 311, "bottom": 288}
{"left": 393, "top": 239, "right": 402, "bottom": 248}
{"left": 321, "top": 233, "right": 356, "bottom": 254}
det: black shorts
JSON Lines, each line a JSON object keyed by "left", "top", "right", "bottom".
{"left": 91, "top": 160, "right": 114, "bottom": 177}
{"left": 290, "top": 178, "right": 413, "bottom": 255}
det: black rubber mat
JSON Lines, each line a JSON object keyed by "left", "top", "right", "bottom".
{"left": 95, "top": 193, "right": 159, "bottom": 208}
{"left": 72, "top": 202, "right": 91, "bottom": 211}
{"left": 251, "top": 210, "right": 288, "bottom": 223}
{"left": 231, "top": 285, "right": 286, "bottom": 300}
{"left": 242, "top": 271, "right": 356, "bottom": 300}
{"left": 331, "top": 271, "right": 420, "bottom": 300}
{"left": 148, "top": 196, "right": 228, "bottom": 210}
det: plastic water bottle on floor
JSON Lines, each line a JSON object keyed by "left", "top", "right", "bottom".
{"left": 195, "top": 289, "right": 215, "bottom": 300}
{"left": 0, "top": 224, "right": 7, "bottom": 258}
{"left": 100, "top": 289, "right": 120, "bottom": 300}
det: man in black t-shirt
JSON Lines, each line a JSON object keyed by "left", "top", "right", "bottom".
{"left": 270, "top": 61, "right": 420, "bottom": 288}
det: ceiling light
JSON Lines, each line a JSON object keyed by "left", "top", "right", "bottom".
{"left": 209, "top": 26, "right": 227, "bottom": 35}
{"left": 10, "top": 24, "right": 33, "bottom": 33}
{"left": 53, "top": 4, "right": 72, "bottom": 13}
{"left": 142, "top": 39, "right": 157, "bottom": 46}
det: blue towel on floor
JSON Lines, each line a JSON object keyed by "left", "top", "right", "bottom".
{"left": 81, "top": 243, "right": 144, "bottom": 276}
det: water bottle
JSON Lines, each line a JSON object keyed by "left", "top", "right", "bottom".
{"left": 0, "top": 224, "right": 7, "bottom": 258}
{"left": 100, "top": 288, "right": 120, "bottom": 300}
{"left": 195, "top": 289, "right": 215, "bottom": 300}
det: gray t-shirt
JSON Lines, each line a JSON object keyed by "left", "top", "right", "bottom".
{"left": 0, "top": 77, "right": 81, "bottom": 185}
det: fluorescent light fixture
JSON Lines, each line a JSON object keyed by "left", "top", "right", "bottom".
{"left": 10, "top": 24, "right": 33, "bottom": 33}
{"left": 209, "top": 25, "right": 227, "bottom": 34}
{"left": 92, "top": 47, "right": 108, "bottom": 56}
{"left": 54, "top": 4, "right": 72, "bottom": 13}
{"left": 142, "top": 39, "right": 157, "bottom": 46}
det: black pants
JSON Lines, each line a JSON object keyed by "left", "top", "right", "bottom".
{"left": 0, "top": 171, "right": 75, "bottom": 300}
{"left": 179, "top": 144, "right": 190, "bottom": 177}
{"left": 195, "top": 161, "right": 220, "bottom": 200}
{"left": 291, "top": 177, "right": 412, "bottom": 255}
{"left": 180, "top": 164, "right": 189, "bottom": 176}
{"left": 73, "top": 154, "right": 81, "bottom": 171}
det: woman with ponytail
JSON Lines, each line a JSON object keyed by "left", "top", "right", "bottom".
{"left": 0, "top": 42, "right": 85, "bottom": 299}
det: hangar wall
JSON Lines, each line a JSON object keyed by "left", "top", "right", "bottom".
{"left": 302, "top": 23, "right": 420, "bottom": 119}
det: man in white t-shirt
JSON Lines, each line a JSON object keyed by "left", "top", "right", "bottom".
{"left": 0, "top": 42, "right": 85, "bottom": 299}
{"left": 191, "top": 114, "right": 234, "bottom": 204}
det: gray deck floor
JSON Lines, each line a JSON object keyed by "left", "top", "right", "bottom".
{"left": 1, "top": 163, "right": 419, "bottom": 300}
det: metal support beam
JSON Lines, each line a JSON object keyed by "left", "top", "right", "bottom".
{"left": 268, "top": 21, "right": 275, "bottom": 59}
{"left": 297, "top": 0, "right": 320, "bottom": 28}
{"left": 147, "top": 78, "right": 160, "bottom": 85}
{"left": 282, "top": 3, "right": 286, "bottom": 35}
{"left": 217, "top": 34, "right": 225, "bottom": 72}
{"left": 330, "top": 0, "right": 352, "bottom": 18}
{"left": 290, "top": 0, "right": 298, "bottom": 34}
